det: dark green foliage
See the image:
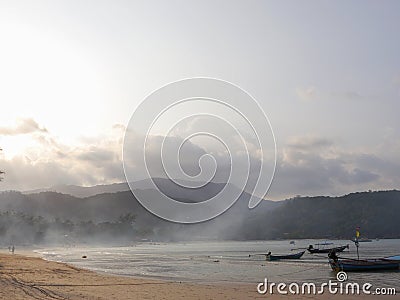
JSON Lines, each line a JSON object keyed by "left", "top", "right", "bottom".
{"left": 0, "top": 189, "right": 399, "bottom": 244}
{"left": 241, "top": 190, "right": 400, "bottom": 240}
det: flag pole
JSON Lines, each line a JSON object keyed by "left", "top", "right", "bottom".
{"left": 355, "top": 227, "right": 360, "bottom": 260}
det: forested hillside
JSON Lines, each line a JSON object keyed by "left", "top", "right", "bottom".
{"left": 0, "top": 188, "right": 399, "bottom": 245}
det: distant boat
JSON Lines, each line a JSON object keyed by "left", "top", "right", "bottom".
{"left": 351, "top": 237, "right": 372, "bottom": 242}
{"left": 307, "top": 244, "right": 349, "bottom": 254}
{"left": 315, "top": 242, "right": 334, "bottom": 246}
{"left": 329, "top": 257, "right": 400, "bottom": 272}
{"left": 266, "top": 251, "right": 305, "bottom": 261}
{"left": 289, "top": 241, "right": 295, "bottom": 245}
{"left": 250, "top": 251, "right": 305, "bottom": 261}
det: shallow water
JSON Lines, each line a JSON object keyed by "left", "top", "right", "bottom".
{"left": 36, "top": 239, "right": 400, "bottom": 289}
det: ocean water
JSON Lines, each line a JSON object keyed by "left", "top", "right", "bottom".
{"left": 36, "top": 239, "right": 400, "bottom": 289}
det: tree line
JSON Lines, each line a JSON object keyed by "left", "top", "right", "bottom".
{"left": 0, "top": 211, "right": 151, "bottom": 246}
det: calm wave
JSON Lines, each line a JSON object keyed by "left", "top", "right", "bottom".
{"left": 35, "top": 239, "right": 400, "bottom": 288}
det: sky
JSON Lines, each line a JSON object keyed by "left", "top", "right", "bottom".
{"left": 0, "top": 0, "right": 400, "bottom": 200}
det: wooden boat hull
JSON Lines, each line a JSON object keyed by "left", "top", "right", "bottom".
{"left": 308, "top": 245, "right": 348, "bottom": 254}
{"left": 329, "top": 258, "right": 400, "bottom": 272}
{"left": 267, "top": 251, "right": 305, "bottom": 261}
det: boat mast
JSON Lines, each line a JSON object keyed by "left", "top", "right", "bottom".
{"left": 355, "top": 226, "right": 360, "bottom": 260}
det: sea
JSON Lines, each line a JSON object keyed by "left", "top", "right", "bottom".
{"left": 35, "top": 239, "right": 400, "bottom": 289}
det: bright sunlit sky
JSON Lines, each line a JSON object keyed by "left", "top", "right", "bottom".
{"left": 0, "top": 1, "right": 399, "bottom": 199}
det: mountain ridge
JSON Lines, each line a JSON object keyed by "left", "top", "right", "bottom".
{"left": 0, "top": 186, "right": 399, "bottom": 244}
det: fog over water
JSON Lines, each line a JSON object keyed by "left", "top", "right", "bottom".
{"left": 0, "top": 2, "right": 399, "bottom": 294}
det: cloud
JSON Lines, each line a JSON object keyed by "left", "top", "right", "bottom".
{"left": 266, "top": 134, "right": 400, "bottom": 199}
{"left": 97, "top": 130, "right": 400, "bottom": 200}
{"left": 112, "top": 123, "right": 126, "bottom": 131}
{"left": 0, "top": 118, "right": 47, "bottom": 135}
{"left": 75, "top": 148, "right": 116, "bottom": 163}
{"left": 296, "top": 86, "right": 364, "bottom": 103}
{"left": 330, "top": 90, "right": 363, "bottom": 101}
{"left": 286, "top": 135, "right": 333, "bottom": 150}
{"left": 0, "top": 124, "right": 126, "bottom": 190}
{"left": 0, "top": 124, "right": 228, "bottom": 191}
{"left": 1, "top": 120, "right": 399, "bottom": 201}
{"left": 296, "top": 86, "right": 317, "bottom": 101}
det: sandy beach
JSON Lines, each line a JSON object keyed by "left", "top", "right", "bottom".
{"left": 0, "top": 252, "right": 397, "bottom": 300}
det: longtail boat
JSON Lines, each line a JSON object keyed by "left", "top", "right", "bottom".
{"left": 328, "top": 227, "right": 400, "bottom": 272}
{"left": 329, "top": 256, "right": 400, "bottom": 272}
{"left": 250, "top": 251, "right": 305, "bottom": 261}
{"left": 266, "top": 251, "right": 305, "bottom": 261}
{"left": 307, "top": 244, "right": 349, "bottom": 254}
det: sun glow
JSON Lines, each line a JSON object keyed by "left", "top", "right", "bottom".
{"left": 0, "top": 19, "right": 112, "bottom": 143}
{"left": 0, "top": 135, "right": 40, "bottom": 159}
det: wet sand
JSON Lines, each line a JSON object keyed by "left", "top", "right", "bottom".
{"left": 0, "top": 253, "right": 397, "bottom": 299}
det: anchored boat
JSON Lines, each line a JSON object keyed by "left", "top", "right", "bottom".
{"left": 250, "top": 251, "right": 305, "bottom": 261}
{"left": 266, "top": 251, "right": 305, "bottom": 261}
{"left": 328, "top": 227, "right": 400, "bottom": 272}
{"left": 307, "top": 244, "right": 349, "bottom": 254}
{"left": 328, "top": 254, "right": 400, "bottom": 272}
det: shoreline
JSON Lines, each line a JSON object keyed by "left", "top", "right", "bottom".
{"left": 0, "top": 252, "right": 397, "bottom": 299}
{"left": 0, "top": 253, "right": 258, "bottom": 299}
